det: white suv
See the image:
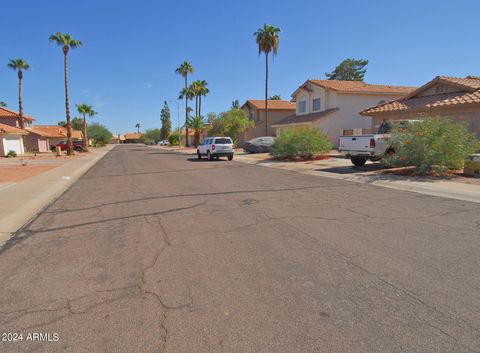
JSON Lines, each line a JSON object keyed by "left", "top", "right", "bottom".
{"left": 197, "top": 137, "right": 234, "bottom": 161}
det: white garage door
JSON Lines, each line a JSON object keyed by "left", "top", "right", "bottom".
{"left": 4, "top": 137, "right": 23, "bottom": 155}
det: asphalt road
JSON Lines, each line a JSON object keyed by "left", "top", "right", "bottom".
{"left": 1, "top": 145, "right": 479, "bottom": 353}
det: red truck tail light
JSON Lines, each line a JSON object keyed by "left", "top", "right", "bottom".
{"left": 369, "top": 138, "right": 376, "bottom": 148}
{"left": 211, "top": 144, "right": 216, "bottom": 151}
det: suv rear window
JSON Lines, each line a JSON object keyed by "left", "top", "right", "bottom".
{"left": 214, "top": 138, "right": 232, "bottom": 144}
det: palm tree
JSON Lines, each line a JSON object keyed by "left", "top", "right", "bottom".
{"left": 7, "top": 59, "right": 31, "bottom": 129}
{"left": 254, "top": 24, "right": 281, "bottom": 136}
{"left": 49, "top": 32, "right": 83, "bottom": 155}
{"left": 0, "top": 101, "right": 7, "bottom": 107}
{"left": 175, "top": 61, "right": 194, "bottom": 146}
{"left": 189, "top": 81, "right": 201, "bottom": 117}
{"left": 135, "top": 123, "right": 141, "bottom": 133}
{"left": 76, "top": 103, "right": 96, "bottom": 152}
{"left": 197, "top": 80, "right": 209, "bottom": 117}
{"left": 188, "top": 115, "right": 207, "bottom": 147}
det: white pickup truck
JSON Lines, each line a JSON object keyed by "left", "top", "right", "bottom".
{"left": 338, "top": 120, "right": 419, "bottom": 166}
{"left": 338, "top": 133, "right": 392, "bottom": 166}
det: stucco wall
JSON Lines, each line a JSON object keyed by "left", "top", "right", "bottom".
{"left": 370, "top": 106, "right": 480, "bottom": 137}
{"left": 310, "top": 93, "right": 404, "bottom": 146}
{"left": 25, "top": 134, "right": 50, "bottom": 152}
{"left": 240, "top": 108, "right": 295, "bottom": 142}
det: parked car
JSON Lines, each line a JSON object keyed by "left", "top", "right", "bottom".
{"left": 158, "top": 140, "right": 169, "bottom": 146}
{"left": 50, "top": 140, "right": 85, "bottom": 152}
{"left": 197, "top": 137, "right": 234, "bottom": 161}
{"left": 243, "top": 136, "right": 275, "bottom": 153}
{"left": 338, "top": 120, "right": 420, "bottom": 166}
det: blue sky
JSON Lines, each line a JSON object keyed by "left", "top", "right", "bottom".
{"left": 1, "top": 0, "right": 479, "bottom": 134}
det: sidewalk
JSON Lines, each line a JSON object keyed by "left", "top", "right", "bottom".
{"left": 152, "top": 145, "right": 480, "bottom": 204}
{"left": 0, "top": 146, "right": 114, "bottom": 247}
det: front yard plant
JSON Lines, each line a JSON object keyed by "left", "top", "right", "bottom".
{"left": 270, "top": 127, "right": 332, "bottom": 160}
{"left": 6, "top": 150, "right": 17, "bottom": 158}
{"left": 382, "top": 117, "right": 477, "bottom": 175}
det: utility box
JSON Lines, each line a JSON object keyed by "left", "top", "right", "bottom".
{"left": 464, "top": 154, "right": 480, "bottom": 177}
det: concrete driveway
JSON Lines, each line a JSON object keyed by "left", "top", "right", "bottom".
{"left": 1, "top": 145, "right": 479, "bottom": 353}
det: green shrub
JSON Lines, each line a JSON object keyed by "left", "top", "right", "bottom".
{"left": 270, "top": 127, "right": 332, "bottom": 159}
{"left": 6, "top": 150, "right": 17, "bottom": 158}
{"left": 168, "top": 134, "right": 179, "bottom": 145}
{"left": 382, "top": 117, "right": 477, "bottom": 175}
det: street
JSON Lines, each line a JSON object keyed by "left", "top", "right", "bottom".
{"left": 1, "top": 144, "right": 479, "bottom": 353}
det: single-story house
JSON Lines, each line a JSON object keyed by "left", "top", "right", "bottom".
{"left": 110, "top": 134, "right": 126, "bottom": 144}
{"left": 0, "top": 123, "right": 28, "bottom": 156}
{"left": 25, "top": 125, "right": 83, "bottom": 152}
{"left": 271, "top": 79, "right": 416, "bottom": 146}
{"left": 360, "top": 76, "right": 480, "bottom": 137}
{"left": 124, "top": 133, "right": 143, "bottom": 143}
{"left": 0, "top": 106, "right": 34, "bottom": 128}
{"left": 240, "top": 99, "right": 296, "bottom": 142}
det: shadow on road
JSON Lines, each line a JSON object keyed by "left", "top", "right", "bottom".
{"left": 317, "top": 163, "right": 384, "bottom": 175}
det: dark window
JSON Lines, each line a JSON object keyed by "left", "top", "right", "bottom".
{"left": 214, "top": 138, "right": 232, "bottom": 144}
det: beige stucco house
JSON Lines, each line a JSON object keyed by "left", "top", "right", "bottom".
{"left": 272, "top": 80, "right": 415, "bottom": 146}
{"left": 0, "top": 123, "right": 28, "bottom": 156}
{"left": 360, "top": 76, "right": 480, "bottom": 137}
{"left": 240, "top": 99, "right": 296, "bottom": 143}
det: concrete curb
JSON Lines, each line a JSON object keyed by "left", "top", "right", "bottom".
{"left": 0, "top": 146, "right": 114, "bottom": 247}
{"left": 149, "top": 146, "right": 480, "bottom": 203}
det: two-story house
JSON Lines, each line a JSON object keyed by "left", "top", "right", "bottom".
{"left": 0, "top": 107, "right": 34, "bottom": 156}
{"left": 272, "top": 80, "right": 415, "bottom": 146}
{"left": 240, "top": 99, "right": 296, "bottom": 143}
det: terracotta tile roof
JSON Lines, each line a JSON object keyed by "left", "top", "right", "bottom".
{"left": 124, "top": 133, "right": 142, "bottom": 140}
{"left": 361, "top": 76, "right": 480, "bottom": 115}
{"left": 272, "top": 108, "right": 339, "bottom": 127}
{"left": 0, "top": 107, "right": 35, "bottom": 121}
{"left": 244, "top": 100, "right": 296, "bottom": 110}
{"left": 0, "top": 123, "right": 28, "bottom": 135}
{"left": 27, "top": 125, "right": 83, "bottom": 139}
{"left": 306, "top": 80, "right": 416, "bottom": 95}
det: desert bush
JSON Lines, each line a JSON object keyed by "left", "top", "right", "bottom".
{"left": 6, "top": 150, "right": 17, "bottom": 158}
{"left": 382, "top": 117, "right": 477, "bottom": 175}
{"left": 168, "top": 134, "right": 179, "bottom": 145}
{"left": 270, "top": 127, "right": 332, "bottom": 159}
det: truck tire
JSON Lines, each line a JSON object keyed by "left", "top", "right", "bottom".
{"left": 351, "top": 156, "right": 367, "bottom": 166}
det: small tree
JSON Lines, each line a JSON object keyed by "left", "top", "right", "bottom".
{"left": 325, "top": 58, "right": 368, "bottom": 81}
{"left": 143, "top": 128, "right": 163, "bottom": 143}
{"left": 188, "top": 115, "right": 207, "bottom": 147}
{"left": 168, "top": 134, "right": 179, "bottom": 146}
{"left": 160, "top": 101, "right": 172, "bottom": 139}
{"left": 270, "top": 127, "right": 332, "bottom": 160}
{"left": 58, "top": 117, "right": 83, "bottom": 130}
{"left": 0, "top": 101, "right": 7, "bottom": 107}
{"left": 231, "top": 100, "right": 240, "bottom": 109}
{"left": 382, "top": 117, "right": 477, "bottom": 175}
{"left": 87, "top": 122, "right": 112, "bottom": 146}
{"left": 268, "top": 94, "right": 281, "bottom": 100}
{"left": 207, "top": 108, "right": 254, "bottom": 143}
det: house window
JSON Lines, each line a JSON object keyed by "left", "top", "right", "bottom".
{"left": 312, "top": 98, "right": 321, "bottom": 112}
{"left": 298, "top": 100, "right": 307, "bottom": 114}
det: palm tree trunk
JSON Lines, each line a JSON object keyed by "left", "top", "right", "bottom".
{"left": 18, "top": 71, "right": 27, "bottom": 152}
{"left": 195, "top": 95, "right": 199, "bottom": 117}
{"left": 64, "top": 48, "right": 73, "bottom": 155}
{"left": 199, "top": 95, "right": 202, "bottom": 117}
{"left": 82, "top": 113, "right": 89, "bottom": 152}
{"left": 265, "top": 52, "right": 269, "bottom": 136}
{"left": 18, "top": 71, "right": 25, "bottom": 130}
{"left": 184, "top": 76, "right": 189, "bottom": 147}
